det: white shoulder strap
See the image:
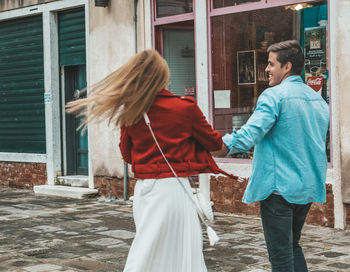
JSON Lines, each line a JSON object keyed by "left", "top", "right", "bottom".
{"left": 143, "top": 112, "right": 219, "bottom": 246}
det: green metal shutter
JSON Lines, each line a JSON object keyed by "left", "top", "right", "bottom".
{"left": 58, "top": 7, "right": 86, "bottom": 66}
{"left": 0, "top": 15, "right": 45, "bottom": 153}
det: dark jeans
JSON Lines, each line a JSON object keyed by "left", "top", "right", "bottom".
{"left": 260, "top": 194, "right": 311, "bottom": 272}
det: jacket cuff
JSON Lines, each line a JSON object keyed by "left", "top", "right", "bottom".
{"left": 222, "top": 133, "right": 234, "bottom": 150}
{"left": 222, "top": 131, "right": 244, "bottom": 155}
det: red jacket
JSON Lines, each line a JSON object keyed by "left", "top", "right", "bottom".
{"left": 119, "top": 90, "right": 236, "bottom": 180}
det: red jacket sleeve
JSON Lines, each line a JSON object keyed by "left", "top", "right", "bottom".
{"left": 191, "top": 103, "right": 223, "bottom": 151}
{"left": 119, "top": 126, "right": 132, "bottom": 164}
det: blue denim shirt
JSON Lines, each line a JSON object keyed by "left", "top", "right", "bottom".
{"left": 223, "top": 76, "right": 329, "bottom": 204}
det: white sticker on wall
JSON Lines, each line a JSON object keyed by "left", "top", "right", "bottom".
{"left": 214, "top": 90, "right": 231, "bottom": 109}
{"left": 44, "top": 93, "right": 52, "bottom": 104}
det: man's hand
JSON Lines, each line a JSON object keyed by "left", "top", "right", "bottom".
{"left": 211, "top": 143, "right": 229, "bottom": 157}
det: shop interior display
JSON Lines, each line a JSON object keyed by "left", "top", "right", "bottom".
{"left": 211, "top": 2, "right": 328, "bottom": 159}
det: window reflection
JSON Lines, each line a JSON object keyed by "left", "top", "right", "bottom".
{"left": 156, "top": 0, "right": 193, "bottom": 18}
{"left": 213, "top": 0, "right": 260, "bottom": 9}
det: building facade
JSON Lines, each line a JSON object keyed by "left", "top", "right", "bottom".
{"left": 0, "top": 0, "right": 349, "bottom": 229}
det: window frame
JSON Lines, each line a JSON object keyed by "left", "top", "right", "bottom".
{"left": 210, "top": 0, "right": 265, "bottom": 14}
{"left": 152, "top": 0, "right": 195, "bottom": 25}
{"left": 209, "top": 0, "right": 324, "bottom": 16}
{"left": 151, "top": 0, "right": 195, "bottom": 53}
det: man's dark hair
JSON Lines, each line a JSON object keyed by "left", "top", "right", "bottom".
{"left": 267, "top": 40, "right": 305, "bottom": 75}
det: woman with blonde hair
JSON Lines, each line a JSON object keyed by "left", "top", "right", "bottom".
{"left": 67, "top": 49, "right": 235, "bottom": 272}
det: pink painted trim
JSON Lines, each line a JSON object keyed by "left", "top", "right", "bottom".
{"left": 266, "top": 0, "right": 314, "bottom": 2}
{"left": 151, "top": 0, "right": 155, "bottom": 48}
{"left": 266, "top": 0, "right": 320, "bottom": 5}
{"left": 210, "top": 0, "right": 320, "bottom": 16}
{"left": 209, "top": 0, "right": 265, "bottom": 11}
{"left": 159, "top": 25, "right": 194, "bottom": 29}
{"left": 157, "top": 29, "right": 164, "bottom": 55}
{"left": 193, "top": 0, "right": 198, "bottom": 98}
{"left": 327, "top": 2, "right": 333, "bottom": 168}
{"left": 207, "top": 4, "right": 214, "bottom": 125}
{"left": 210, "top": 0, "right": 264, "bottom": 14}
{"left": 210, "top": 2, "right": 264, "bottom": 16}
{"left": 154, "top": 13, "right": 194, "bottom": 26}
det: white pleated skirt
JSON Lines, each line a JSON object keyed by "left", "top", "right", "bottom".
{"left": 123, "top": 177, "right": 207, "bottom": 272}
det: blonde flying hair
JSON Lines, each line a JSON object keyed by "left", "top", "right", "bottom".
{"left": 66, "top": 49, "right": 170, "bottom": 128}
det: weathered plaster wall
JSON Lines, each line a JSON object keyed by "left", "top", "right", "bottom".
{"left": 0, "top": 0, "right": 57, "bottom": 11}
{"left": 88, "top": 0, "right": 136, "bottom": 178}
{"left": 338, "top": 0, "right": 350, "bottom": 204}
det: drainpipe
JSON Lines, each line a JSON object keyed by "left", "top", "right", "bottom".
{"left": 123, "top": 0, "right": 139, "bottom": 201}
{"left": 123, "top": 162, "right": 128, "bottom": 201}
{"left": 134, "top": 0, "right": 138, "bottom": 53}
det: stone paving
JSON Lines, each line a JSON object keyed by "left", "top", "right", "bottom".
{"left": 0, "top": 188, "right": 350, "bottom": 272}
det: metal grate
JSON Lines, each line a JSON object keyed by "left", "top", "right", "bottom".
{"left": 0, "top": 15, "right": 45, "bottom": 153}
{"left": 58, "top": 7, "right": 86, "bottom": 66}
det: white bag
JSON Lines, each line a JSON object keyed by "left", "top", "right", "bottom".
{"left": 194, "top": 189, "right": 214, "bottom": 222}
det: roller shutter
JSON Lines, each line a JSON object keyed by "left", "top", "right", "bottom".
{"left": 0, "top": 15, "right": 45, "bottom": 153}
{"left": 58, "top": 7, "right": 86, "bottom": 66}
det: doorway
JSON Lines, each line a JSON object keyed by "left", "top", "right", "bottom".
{"left": 63, "top": 65, "right": 88, "bottom": 175}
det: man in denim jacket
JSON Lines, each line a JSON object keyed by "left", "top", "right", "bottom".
{"left": 218, "top": 40, "right": 329, "bottom": 271}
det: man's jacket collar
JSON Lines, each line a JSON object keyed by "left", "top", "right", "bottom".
{"left": 281, "top": 75, "right": 303, "bottom": 85}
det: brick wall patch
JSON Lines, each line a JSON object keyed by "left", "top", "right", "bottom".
{"left": 345, "top": 204, "right": 350, "bottom": 227}
{"left": 95, "top": 176, "right": 136, "bottom": 199}
{"left": 0, "top": 162, "right": 46, "bottom": 189}
{"left": 210, "top": 176, "right": 334, "bottom": 227}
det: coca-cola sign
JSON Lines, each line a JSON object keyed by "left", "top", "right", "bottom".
{"left": 306, "top": 76, "right": 323, "bottom": 92}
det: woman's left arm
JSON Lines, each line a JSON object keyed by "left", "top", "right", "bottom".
{"left": 191, "top": 103, "right": 223, "bottom": 152}
{"left": 119, "top": 126, "right": 132, "bottom": 164}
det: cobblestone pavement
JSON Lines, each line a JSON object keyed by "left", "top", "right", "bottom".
{"left": 1, "top": 188, "right": 350, "bottom": 272}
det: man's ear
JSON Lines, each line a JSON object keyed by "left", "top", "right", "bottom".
{"left": 284, "top": 61, "right": 292, "bottom": 73}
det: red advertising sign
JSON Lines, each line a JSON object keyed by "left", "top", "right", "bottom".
{"left": 306, "top": 76, "right": 323, "bottom": 93}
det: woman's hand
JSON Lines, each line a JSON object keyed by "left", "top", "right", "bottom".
{"left": 210, "top": 143, "right": 229, "bottom": 157}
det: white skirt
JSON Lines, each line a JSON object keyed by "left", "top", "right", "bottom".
{"left": 123, "top": 177, "right": 207, "bottom": 272}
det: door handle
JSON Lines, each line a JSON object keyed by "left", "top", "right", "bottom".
{"left": 74, "top": 89, "right": 81, "bottom": 99}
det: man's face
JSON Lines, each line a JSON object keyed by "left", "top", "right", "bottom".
{"left": 265, "top": 52, "right": 290, "bottom": 87}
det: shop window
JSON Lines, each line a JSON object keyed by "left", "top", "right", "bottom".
{"left": 156, "top": 0, "right": 193, "bottom": 18}
{"left": 210, "top": 1, "right": 329, "bottom": 160}
{"left": 153, "top": 1, "right": 195, "bottom": 97}
{"left": 213, "top": 0, "right": 261, "bottom": 9}
{"left": 162, "top": 28, "right": 196, "bottom": 96}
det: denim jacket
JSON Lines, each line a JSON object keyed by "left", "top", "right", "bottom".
{"left": 223, "top": 76, "right": 329, "bottom": 204}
